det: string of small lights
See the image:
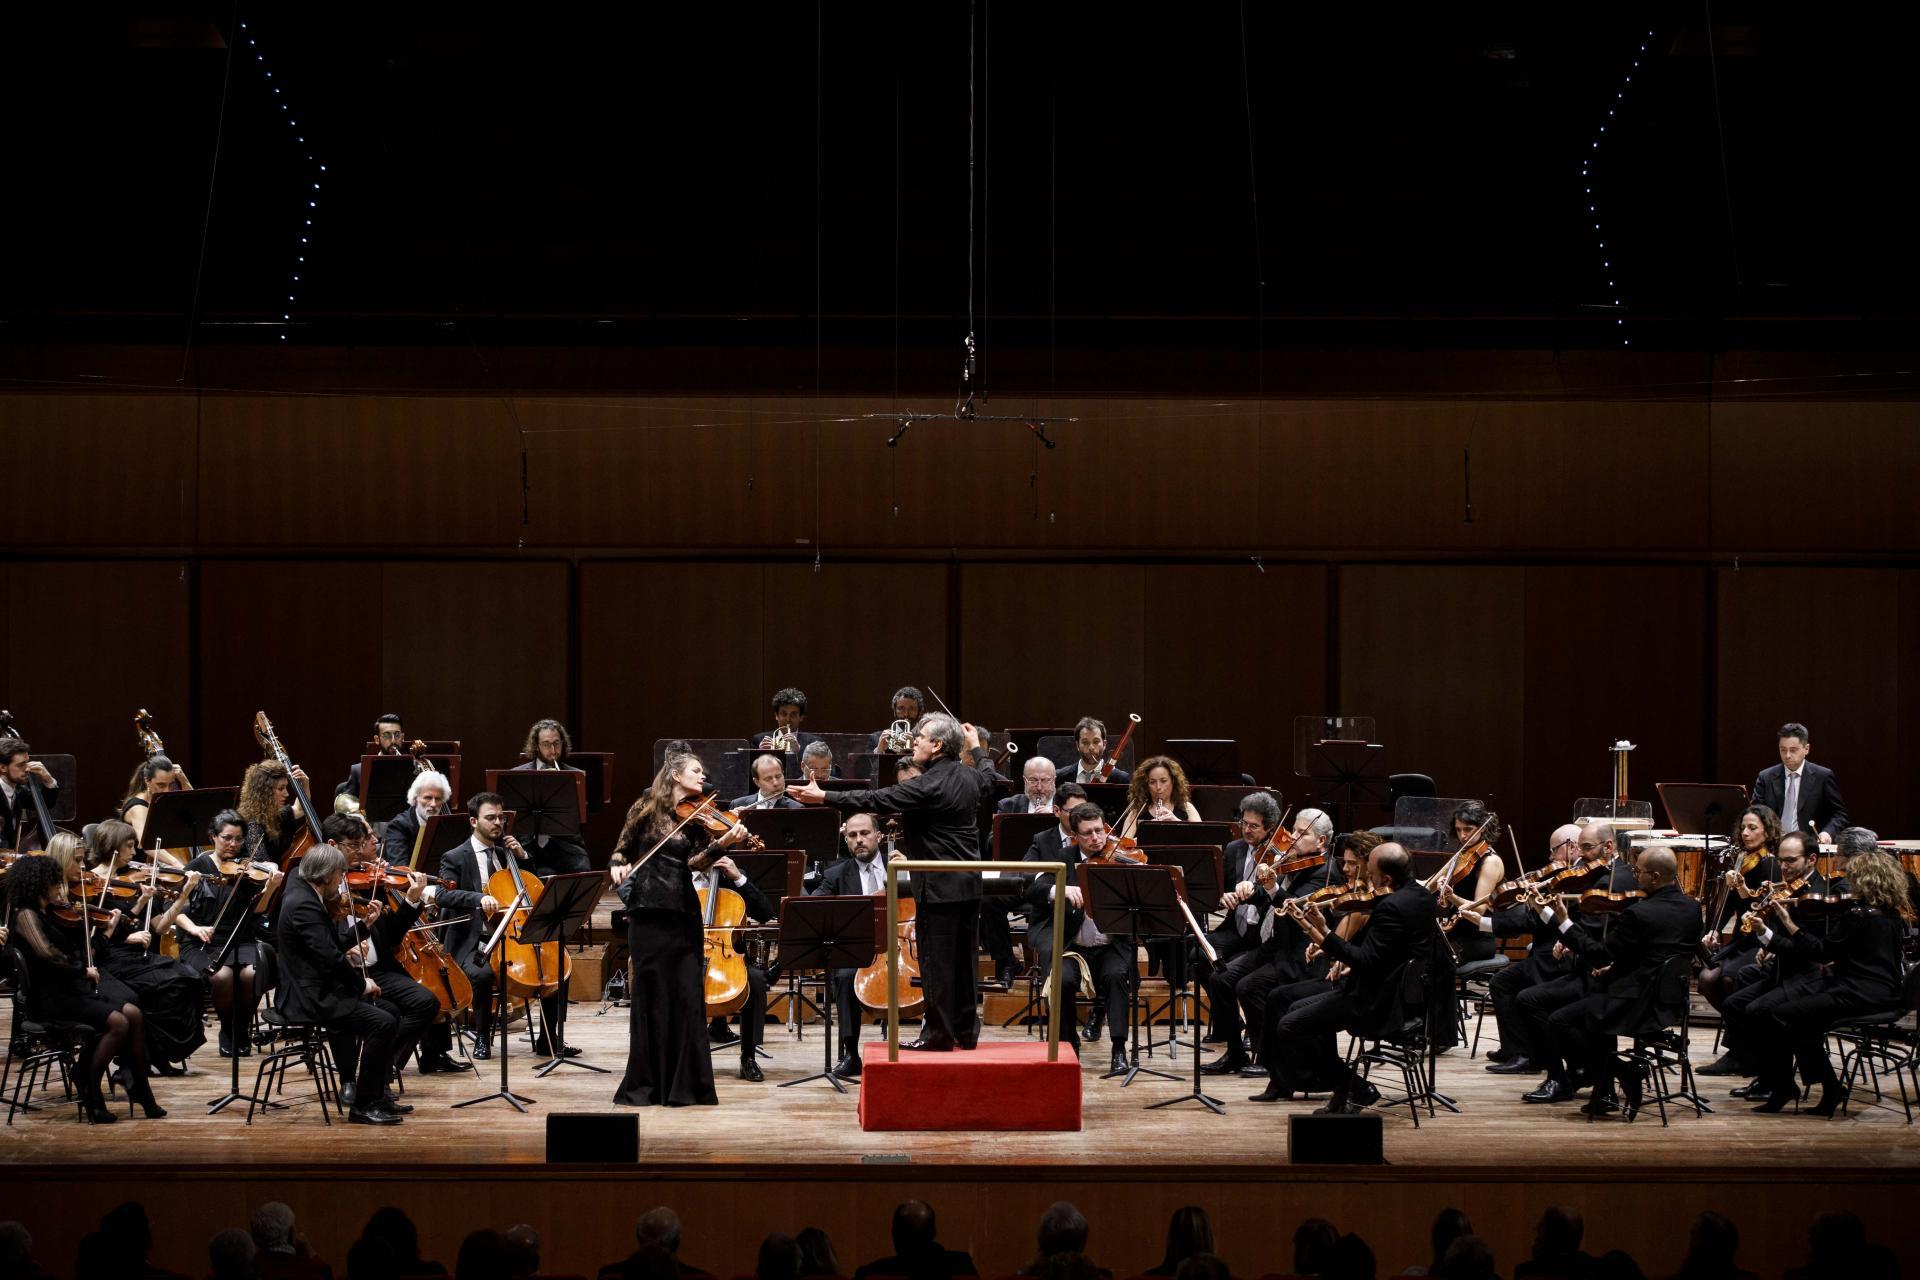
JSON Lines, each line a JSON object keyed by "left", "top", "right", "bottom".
{"left": 238, "top": 19, "right": 324, "bottom": 341}
{"left": 1583, "top": 29, "right": 1653, "bottom": 348}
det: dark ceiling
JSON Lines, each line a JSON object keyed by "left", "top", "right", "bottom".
{"left": 4, "top": 3, "right": 1916, "bottom": 395}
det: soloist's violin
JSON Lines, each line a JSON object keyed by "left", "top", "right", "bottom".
{"left": 674, "top": 796, "right": 766, "bottom": 850}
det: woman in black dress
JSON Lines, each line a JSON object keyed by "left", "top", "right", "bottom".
{"left": 1696, "top": 804, "right": 1782, "bottom": 1074}
{"left": 83, "top": 819, "right": 211, "bottom": 1071}
{"left": 607, "top": 752, "right": 753, "bottom": 1106}
{"left": 5, "top": 853, "right": 164, "bottom": 1121}
{"left": 175, "top": 809, "right": 283, "bottom": 1057}
{"left": 118, "top": 754, "right": 184, "bottom": 851}
{"left": 238, "top": 759, "right": 308, "bottom": 866}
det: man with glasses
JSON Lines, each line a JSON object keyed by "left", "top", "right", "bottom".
{"left": 1473, "top": 824, "right": 1581, "bottom": 1074}
{"left": 336, "top": 712, "right": 408, "bottom": 801}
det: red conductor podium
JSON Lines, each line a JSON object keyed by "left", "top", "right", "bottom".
{"left": 857, "top": 1041, "right": 1081, "bottom": 1131}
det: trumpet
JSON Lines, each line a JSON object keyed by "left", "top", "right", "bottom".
{"left": 770, "top": 725, "right": 799, "bottom": 753}
{"left": 882, "top": 719, "right": 913, "bottom": 753}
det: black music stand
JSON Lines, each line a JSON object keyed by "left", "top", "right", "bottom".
{"left": 1078, "top": 783, "right": 1132, "bottom": 823}
{"left": 742, "top": 808, "right": 841, "bottom": 878}
{"left": 1079, "top": 863, "right": 1184, "bottom": 1088}
{"left": 418, "top": 811, "right": 518, "bottom": 871}
{"left": 1657, "top": 783, "right": 1748, "bottom": 840}
{"left": 37, "top": 755, "right": 78, "bottom": 826}
{"left": 847, "top": 753, "right": 901, "bottom": 787}
{"left": 358, "top": 755, "right": 447, "bottom": 824}
{"left": 453, "top": 919, "right": 535, "bottom": 1111}
{"left": 1190, "top": 785, "right": 1282, "bottom": 823}
{"left": 488, "top": 770, "right": 587, "bottom": 843}
{"left": 204, "top": 874, "right": 269, "bottom": 1115}
{"left": 730, "top": 850, "right": 806, "bottom": 904}
{"left": 774, "top": 895, "right": 877, "bottom": 1093}
{"left": 1309, "top": 740, "right": 1390, "bottom": 833}
{"left": 521, "top": 871, "right": 609, "bottom": 1078}
{"left": 1141, "top": 846, "right": 1227, "bottom": 1061}
{"left": 519, "top": 753, "right": 615, "bottom": 811}
{"left": 994, "top": 811, "right": 1057, "bottom": 862}
{"left": 144, "top": 787, "right": 238, "bottom": 859}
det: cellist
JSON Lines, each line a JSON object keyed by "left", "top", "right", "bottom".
{"left": 437, "top": 792, "right": 570, "bottom": 1062}
{"left": 697, "top": 851, "right": 778, "bottom": 1082}
{"left": 320, "top": 811, "right": 439, "bottom": 1106}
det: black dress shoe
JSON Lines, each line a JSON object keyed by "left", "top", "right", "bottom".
{"left": 1486, "top": 1056, "right": 1537, "bottom": 1074}
{"left": 1247, "top": 1085, "right": 1297, "bottom": 1103}
{"left": 738, "top": 1058, "right": 765, "bottom": 1082}
{"left": 153, "top": 1059, "right": 188, "bottom": 1078}
{"left": 1351, "top": 1080, "right": 1381, "bottom": 1106}
{"left": 340, "top": 1082, "right": 356, "bottom": 1107}
{"left": 533, "top": 1040, "right": 583, "bottom": 1059}
{"left": 470, "top": 1039, "right": 492, "bottom": 1060}
{"left": 1238, "top": 1062, "right": 1270, "bottom": 1078}
{"left": 1200, "top": 1055, "right": 1247, "bottom": 1076}
{"left": 1314, "top": 1098, "right": 1368, "bottom": 1115}
{"left": 1109, "top": 1047, "right": 1128, "bottom": 1074}
{"left": 833, "top": 1052, "right": 862, "bottom": 1078}
{"left": 1697, "top": 1052, "right": 1744, "bottom": 1076}
{"left": 708, "top": 1021, "right": 741, "bottom": 1046}
{"left": 1580, "top": 1094, "right": 1621, "bottom": 1117}
{"left": 1485, "top": 1046, "right": 1514, "bottom": 1064}
{"left": 901, "top": 1036, "right": 955, "bottom": 1052}
{"left": 1729, "top": 1080, "right": 1766, "bottom": 1100}
{"left": 1203, "top": 1030, "right": 1228, "bottom": 1045}
{"left": 1086, "top": 1012, "right": 1105, "bottom": 1039}
{"left": 377, "top": 1096, "right": 415, "bottom": 1115}
{"left": 418, "top": 1053, "right": 467, "bottom": 1075}
{"left": 1523, "top": 1078, "right": 1573, "bottom": 1104}
{"left": 348, "top": 1105, "right": 404, "bottom": 1126}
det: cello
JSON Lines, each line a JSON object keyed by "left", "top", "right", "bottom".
{"left": 484, "top": 832, "right": 571, "bottom": 1002}
{"left": 698, "top": 870, "right": 752, "bottom": 1019}
{"left": 855, "top": 819, "right": 924, "bottom": 1017}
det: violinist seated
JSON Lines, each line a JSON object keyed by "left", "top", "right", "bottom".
{"left": 177, "top": 809, "right": 283, "bottom": 1058}
{"left": 1021, "top": 803, "right": 1135, "bottom": 1073}
{"left": 1718, "top": 830, "right": 1837, "bottom": 1100}
{"left": 1471, "top": 824, "right": 1584, "bottom": 1076}
{"left": 436, "top": 791, "right": 572, "bottom": 1062}
{"left": 1200, "top": 802, "right": 1334, "bottom": 1077}
{"left": 380, "top": 769, "right": 451, "bottom": 866}
{"left": 1729, "top": 848, "right": 1909, "bottom": 1116}
{"left": 0, "top": 734, "right": 60, "bottom": 849}
{"left": 1434, "top": 801, "right": 1507, "bottom": 965}
{"left": 319, "top": 812, "right": 441, "bottom": 1106}
{"left": 1695, "top": 804, "right": 1784, "bottom": 1076}
{"left": 512, "top": 718, "right": 593, "bottom": 877}
{"left": 1518, "top": 845, "right": 1701, "bottom": 1117}
{"left": 1063, "top": 716, "right": 1128, "bottom": 786}
{"left": 82, "top": 820, "right": 211, "bottom": 1074}
{"left": 811, "top": 812, "right": 898, "bottom": 1078}
{"left": 274, "top": 842, "right": 410, "bottom": 1126}
{"left": 697, "top": 853, "right": 779, "bottom": 1082}
{"left": 732, "top": 754, "right": 804, "bottom": 811}
{"left": 336, "top": 712, "right": 408, "bottom": 801}
{"left": 1250, "top": 842, "right": 1436, "bottom": 1112}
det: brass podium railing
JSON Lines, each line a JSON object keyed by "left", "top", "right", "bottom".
{"left": 883, "top": 860, "right": 1068, "bottom": 1062}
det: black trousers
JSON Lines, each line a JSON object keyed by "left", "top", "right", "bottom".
{"left": 1514, "top": 972, "right": 1587, "bottom": 1079}
{"left": 977, "top": 903, "right": 1015, "bottom": 967}
{"left": 332, "top": 967, "right": 439, "bottom": 1094}
{"left": 1270, "top": 986, "right": 1368, "bottom": 1099}
{"left": 327, "top": 998, "right": 403, "bottom": 1103}
{"left": 1730, "top": 979, "right": 1871, "bottom": 1091}
{"left": 735, "top": 963, "right": 770, "bottom": 1055}
{"left": 464, "top": 957, "right": 571, "bottom": 1050}
{"left": 916, "top": 899, "right": 982, "bottom": 1046}
{"left": 1542, "top": 991, "right": 1628, "bottom": 1090}
{"left": 1203, "top": 939, "right": 1266, "bottom": 1055}
{"left": 1489, "top": 948, "right": 1564, "bottom": 1058}
{"left": 828, "top": 968, "right": 864, "bottom": 1054}
{"left": 1027, "top": 919, "right": 1129, "bottom": 1045}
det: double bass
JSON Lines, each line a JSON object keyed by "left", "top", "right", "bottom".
{"left": 0, "top": 710, "right": 61, "bottom": 851}
{"left": 252, "top": 711, "right": 324, "bottom": 868}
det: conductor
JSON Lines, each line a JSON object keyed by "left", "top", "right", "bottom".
{"left": 788, "top": 713, "right": 998, "bottom": 1051}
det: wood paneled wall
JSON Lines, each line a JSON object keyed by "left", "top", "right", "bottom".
{"left": 7, "top": 391, "right": 1916, "bottom": 848}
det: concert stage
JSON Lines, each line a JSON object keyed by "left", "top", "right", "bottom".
{"left": 4, "top": 1003, "right": 1918, "bottom": 1280}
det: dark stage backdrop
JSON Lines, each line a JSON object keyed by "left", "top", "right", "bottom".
{"left": 7, "top": 392, "right": 1917, "bottom": 853}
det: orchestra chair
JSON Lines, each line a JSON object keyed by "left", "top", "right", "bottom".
{"left": 2, "top": 945, "right": 93, "bottom": 1124}
{"left": 1387, "top": 773, "right": 1436, "bottom": 802}
{"left": 244, "top": 942, "right": 345, "bottom": 1126}
{"left": 1455, "top": 952, "right": 1508, "bottom": 1058}
{"left": 1833, "top": 963, "right": 1920, "bottom": 1123}
{"left": 1604, "top": 953, "right": 1708, "bottom": 1125}
{"left": 1343, "top": 957, "right": 1443, "bottom": 1127}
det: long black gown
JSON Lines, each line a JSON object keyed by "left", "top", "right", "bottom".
{"left": 613, "top": 825, "right": 717, "bottom": 1107}
{"left": 97, "top": 911, "right": 208, "bottom": 1063}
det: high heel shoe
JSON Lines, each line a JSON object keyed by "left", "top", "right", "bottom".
{"left": 80, "top": 1081, "right": 117, "bottom": 1125}
{"left": 1751, "top": 1085, "right": 1796, "bottom": 1114}
{"left": 1807, "top": 1083, "right": 1849, "bottom": 1118}
{"left": 130, "top": 1081, "right": 168, "bottom": 1120}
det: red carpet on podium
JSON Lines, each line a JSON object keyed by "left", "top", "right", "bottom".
{"left": 857, "top": 1041, "right": 1083, "bottom": 1131}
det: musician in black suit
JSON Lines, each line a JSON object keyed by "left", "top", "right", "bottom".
{"left": 1062, "top": 717, "right": 1129, "bottom": 786}
{"left": 1021, "top": 803, "right": 1132, "bottom": 1071}
{"left": 998, "top": 757, "right": 1058, "bottom": 815}
{"left": 1739, "top": 849, "right": 1909, "bottom": 1115}
{"left": 810, "top": 812, "right": 896, "bottom": 1077}
{"left": 1523, "top": 845, "right": 1702, "bottom": 1117}
{"left": 1474, "top": 823, "right": 1582, "bottom": 1075}
{"left": 0, "top": 734, "right": 60, "bottom": 849}
{"left": 697, "top": 853, "right": 779, "bottom": 1081}
{"left": 755, "top": 687, "right": 824, "bottom": 753}
{"left": 436, "top": 792, "right": 572, "bottom": 1061}
{"left": 731, "top": 754, "right": 803, "bottom": 812}
{"left": 511, "top": 718, "right": 592, "bottom": 876}
{"left": 1719, "top": 830, "right": 1837, "bottom": 1098}
{"left": 315, "top": 813, "right": 441, "bottom": 1106}
{"left": 1751, "top": 722, "right": 1849, "bottom": 844}
{"left": 274, "top": 842, "right": 406, "bottom": 1125}
{"left": 864, "top": 687, "right": 926, "bottom": 753}
{"left": 1200, "top": 799, "right": 1332, "bottom": 1075}
{"left": 790, "top": 714, "right": 998, "bottom": 1052}
{"left": 1254, "top": 842, "right": 1436, "bottom": 1112}
{"left": 379, "top": 769, "right": 451, "bottom": 867}
{"left": 335, "top": 712, "right": 408, "bottom": 800}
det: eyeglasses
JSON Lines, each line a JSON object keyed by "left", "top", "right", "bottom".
{"left": 1577, "top": 842, "right": 1605, "bottom": 852}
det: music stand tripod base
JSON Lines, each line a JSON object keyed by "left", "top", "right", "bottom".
{"left": 454, "top": 978, "right": 534, "bottom": 1112}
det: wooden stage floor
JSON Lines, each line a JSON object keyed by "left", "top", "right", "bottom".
{"left": 4, "top": 998, "right": 1917, "bottom": 1173}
